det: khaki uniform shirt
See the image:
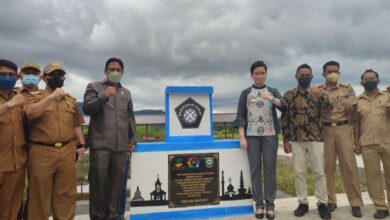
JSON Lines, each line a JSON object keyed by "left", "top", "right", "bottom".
{"left": 27, "top": 89, "right": 85, "bottom": 144}
{"left": 0, "top": 89, "right": 27, "bottom": 172}
{"left": 320, "top": 83, "right": 356, "bottom": 123}
{"left": 355, "top": 90, "right": 390, "bottom": 146}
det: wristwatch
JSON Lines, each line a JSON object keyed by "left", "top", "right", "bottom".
{"left": 5, "top": 101, "right": 14, "bottom": 109}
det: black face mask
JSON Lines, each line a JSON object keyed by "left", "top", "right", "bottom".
{"left": 362, "top": 81, "right": 378, "bottom": 91}
{"left": 298, "top": 77, "right": 312, "bottom": 88}
{"left": 47, "top": 77, "right": 64, "bottom": 89}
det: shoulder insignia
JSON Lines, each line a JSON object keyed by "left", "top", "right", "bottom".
{"left": 65, "top": 94, "right": 77, "bottom": 102}
{"left": 30, "top": 91, "right": 42, "bottom": 96}
{"left": 339, "top": 82, "right": 351, "bottom": 88}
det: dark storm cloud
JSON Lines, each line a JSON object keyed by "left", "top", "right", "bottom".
{"left": 1, "top": 0, "right": 389, "bottom": 111}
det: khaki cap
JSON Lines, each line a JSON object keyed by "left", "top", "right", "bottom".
{"left": 21, "top": 61, "right": 41, "bottom": 72}
{"left": 43, "top": 62, "right": 65, "bottom": 74}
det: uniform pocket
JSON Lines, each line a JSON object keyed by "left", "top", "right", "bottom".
{"left": 63, "top": 105, "right": 76, "bottom": 125}
{"left": 357, "top": 104, "right": 370, "bottom": 116}
{"left": 0, "top": 112, "right": 10, "bottom": 126}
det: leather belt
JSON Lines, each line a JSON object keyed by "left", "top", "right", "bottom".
{"left": 323, "top": 120, "right": 349, "bottom": 127}
{"left": 30, "top": 140, "right": 71, "bottom": 148}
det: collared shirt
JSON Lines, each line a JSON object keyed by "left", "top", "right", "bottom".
{"left": 0, "top": 89, "right": 27, "bottom": 172}
{"left": 16, "top": 86, "right": 39, "bottom": 98}
{"left": 281, "top": 87, "right": 333, "bottom": 142}
{"left": 320, "top": 83, "right": 356, "bottom": 123}
{"left": 26, "top": 88, "right": 85, "bottom": 144}
{"left": 83, "top": 80, "right": 137, "bottom": 152}
{"left": 354, "top": 90, "right": 390, "bottom": 146}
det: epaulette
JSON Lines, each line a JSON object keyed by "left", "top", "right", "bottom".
{"left": 339, "top": 82, "right": 351, "bottom": 88}
{"left": 30, "top": 91, "right": 42, "bottom": 96}
{"left": 65, "top": 94, "right": 77, "bottom": 102}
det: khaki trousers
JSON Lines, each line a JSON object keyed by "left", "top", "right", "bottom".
{"left": 322, "top": 124, "right": 363, "bottom": 207}
{"left": 292, "top": 141, "right": 328, "bottom": 204}
{"left": 362, "top": 144, "right": 390, "bottom": 210}
{"left": 0, "top": 165, "right": 25, "bottom": 220}
{"left": 27, "top": 143, "right": 76, "bottom": 220}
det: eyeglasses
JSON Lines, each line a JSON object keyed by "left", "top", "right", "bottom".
{"left": 0, "top": 72, "right": 17, "bottom": 79}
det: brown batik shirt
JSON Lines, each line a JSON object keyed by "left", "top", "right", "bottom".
{"left": 281, "top": 87, "right": 333, "bottom": 142}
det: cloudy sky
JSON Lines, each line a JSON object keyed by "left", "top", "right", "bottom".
{"left": 1, "top": 0, "right": 389, "bottom": 112}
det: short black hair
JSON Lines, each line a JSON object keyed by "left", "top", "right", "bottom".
{"left": 250, "top": 61, "right": 267, "bottom": 75}
{"left": 323, "top": 61, "right": 340, "bottom": 72}
{"left": 361, "top": 69, "right": 379, "bottom": 80}
{"left": 296, "top": 63, "right": 312, "bottom": 75}
{"left": 105, "top": 57, "right": 124, "bottom": 71}
{"left": 0, "top": 59, "right": 17, "bottom": 73}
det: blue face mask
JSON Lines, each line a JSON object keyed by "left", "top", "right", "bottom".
{"left": 22, "top": 75, "right": 40, "bottom": 87}
{"left": 0, "top": 75, "right": 17, "bottom": 90}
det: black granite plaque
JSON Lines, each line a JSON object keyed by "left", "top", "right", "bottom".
{"left": 168, "top": 153, "right": 219, "bottom": 208}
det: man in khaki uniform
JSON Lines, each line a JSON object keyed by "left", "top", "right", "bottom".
{"left": 18, "top": 61, "right": 41, "bottom": 95}
{"left": 353, "top": 69, "right": 390, "bottom": 219}
{"left": 25, "top": 62, "right": 86, "bottom": 220}
{"left": 318, "top": 61, "right": 363, "bottom": 217}
{"left": 17, "top": 61, "right": 41, "bottom": 219}
{"left": 0, "top": 59, "right": 27, "bottom": 220}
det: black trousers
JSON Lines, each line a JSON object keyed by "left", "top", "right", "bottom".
{"left": 89, "top": 149, "right": 128, "bottom": 220}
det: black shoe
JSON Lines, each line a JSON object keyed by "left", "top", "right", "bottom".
{"left": 294, "top": 204, "right": 309, "bottom": 217}
{"left": 255, "top": 213, "right": 264, "bottom": 219}
{"left": 374, "top": 210, "right": 389, "bottom": 219}
{"left": 255, "top": 209, "right": 264, "bottom": 219}
{"left": 266, "top": 210, "right": 275, "bottom": 220}
{"left": 327, "top": 203, "right": 337, "bottom": 212}
{"left": 352, "top": 206, "right": 362, "bottom": 218}
{"left": 318, "top": 203, "right": 331, "bottom": 219}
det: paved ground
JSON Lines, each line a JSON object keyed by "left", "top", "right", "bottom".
{"left": 70, "top": 145, "right": 387, "bottom": 219}
{"left": 71, "top": 191, "right": 385, "bottom": 220}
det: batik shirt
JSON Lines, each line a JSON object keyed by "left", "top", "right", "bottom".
{"left": 281, "top": 88, "right": 332, "bottom": 142}
{"left": 246, "top": 86, "right": 276, "bottom": 136}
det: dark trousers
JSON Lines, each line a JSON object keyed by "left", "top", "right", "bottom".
{"left": 89, "top": 150, "right": 128, "bottom": 220}
{"left": 246, "top": 135, "right": 278, "bottom": 210}
{"left": 118, "top": 154, "right": 130, "bottom": 219}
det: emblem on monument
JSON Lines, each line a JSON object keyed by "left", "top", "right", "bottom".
{"left": 175, "top": 97, "right": 205, "bottom": 128}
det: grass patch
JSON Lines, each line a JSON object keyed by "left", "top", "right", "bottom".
{"left": 276, "top": 159, "right": 368, "bottom": 196}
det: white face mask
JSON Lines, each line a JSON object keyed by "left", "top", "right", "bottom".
{"left": 107, "top": 71, "right": 123, "bottom": 83}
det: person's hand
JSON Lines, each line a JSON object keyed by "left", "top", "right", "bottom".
{"left": 76, "top": 148, "right": 85, "bottom": 163}
{"left": 49, "top": 88, "right": 66, "bottom": 100}
{"left": 284, "top": 142, "right": 292, "bottom": 154}
{"left": 104, "top": 86, "right": 116, "bottom": 98}
{"left": 128, "top": 143, "right": 136, "bottom": 152}
{"left": 10, "top": 94, "right": 26, "bottom": 107}
{"left": 343, "top": 99, "right": 353, "bottom": 113}
{"left": 239, "top": 136, "right": 248, "bottom": 150}
{"left": 311, "top": 86, "right": 321, "bottom": 94}
{"left": 260, "top": 92, "right": 273, "bottom": 101}
{"left": 354, "top": 144, "right": 362, "bottom": 155}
